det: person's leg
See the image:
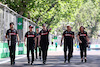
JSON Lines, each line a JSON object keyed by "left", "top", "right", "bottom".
{"left": 31, "top": 49, "right": 34, "bottom": 65}
{"left": 84, "top": 46, "right": 87, "bottom": 62}
{"left": 39, "top": 47, "right": 41, "bottom": 59}
{"left": 45, "top": 45, "right": 49, "bottom": 60}
{"left": 35, "top": 46, "right": 38, "bottom": 59}
{"left": 71, "top": 42, "right": 73, "bottom": 57}
{"left": 12, "top": 44, "right": 16, "bottom": 64}
{"left": 44, "top": 50, "right": 47, "bottom": 61}
{"left": 80, "top": 44, "right": 83, "bottom": 62}
{"left": 68, "top": 44, "right": 71, "bottom": 63}
{"left": 42, "top": 50, "right": 46, "bottom": 64}
{"left": 9, "top": 46, "right": 13, "bottom": 65}
{"left": 64, "top": 51, "right": 67, "bottom": 63}
{"left": 64, "top": 43, "right": 67, "bottom": 63}
{"left": 27, "top": 48, "right": 30, "bottom": 64}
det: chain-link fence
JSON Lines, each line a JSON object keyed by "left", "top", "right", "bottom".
{"left": 0, "top": 3, "right": 41, "bottom": 43}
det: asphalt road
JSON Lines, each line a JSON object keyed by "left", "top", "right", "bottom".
{"left": 0, "top": 50, "right": 100, "bottom": 67}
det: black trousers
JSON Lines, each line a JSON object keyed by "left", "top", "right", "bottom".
{"left": 9, "top": 43, "right": 16, "bottom": 63}
{"left": 79, "top": 43, "right": 87, "bottom": 58}
{"left": 64, "top": 43, "right": 72, "bottom": 61}
{"left": 71, "top": 42, "right": 73, "bottom": 56}
{"left": 40, "top": 43, "right": 49, "bottom": 61}
{"left": 42, "top": 50, "right": 48, "bottom": 61}
{"left": 35, "top": 46, "right": 41, "bottom": 59}
{"left": 27, "top": 47, "right": 34, "bottom": 63}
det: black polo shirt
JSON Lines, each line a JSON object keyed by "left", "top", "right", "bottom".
{"left": 78, "top": 31, "right": 88, "bottom": 43}
{"left": 63, "top": 30, "right": 74, "bottom": 43}
{"left": 6, "top": 29, "right": 18, "bottom": 43}
{"left": 25, "top": 31, "right": 36, "bottom": 47}
{"left": 39, "top": 29, "right": 49, "bottom": 43}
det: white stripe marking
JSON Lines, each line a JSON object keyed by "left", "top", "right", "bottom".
{"left": 0, "top": 55, "right": 26, "bottom": 64}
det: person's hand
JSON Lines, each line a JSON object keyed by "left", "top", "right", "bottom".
{"left": 49, "top": 28, "right": 52, "bottom": 31}
{"left": 79, "top": 40, "right": 82, "bottom": 43}
{"left": 18, "top": 41, "right": 19, "bottom": 46}
{"left": 38, "top": 43, "right": 40, "bottom": 47}
{"left": 35, "top": 46, "right": 36, "bottom": 50}
{"left": 24, "top": 42, "right": 26, "bottom": 46}
{"left": 60, "top": 43, "right": 62, "bottom": 47}
{"left": 7, "top": 38, "right": 11, "bottom": 40}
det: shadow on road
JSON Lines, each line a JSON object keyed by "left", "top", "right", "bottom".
{"left": 0, "top": 55, "right": 100, "bottom": 67}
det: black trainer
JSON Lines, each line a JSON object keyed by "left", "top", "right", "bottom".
{"left": 68, "top": 59, "right": 70, "bottom": 63}
{"left": 85, "top": 59, "right": 87, "bottom": 62}
{"left": 28, "top": 61, "right": 30, "bottom": 64}
{"left": 64, "top": 60, "right": 66, "bottom": 63}
{"left": 13, "top": 61, "right": 15, "bottom": 65}
{"left": 43, "top": 60, "right": 46, "bottom": 64}
{"left": 81, "top": 59, "right": 83, "bottom": 62}
{"left": 31, "top": 62, "right": 34, "bottom": 65}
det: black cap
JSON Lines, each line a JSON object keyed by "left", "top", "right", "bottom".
{"left": 29, "top": 25, "right": 33, "bottom": 28}
{"left": 42, "top": 23, "right": 46, "bottom": 27}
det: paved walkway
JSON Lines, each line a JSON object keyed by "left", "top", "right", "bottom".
{"left": 0, "top": 50, "right": 100, "bottom": 67}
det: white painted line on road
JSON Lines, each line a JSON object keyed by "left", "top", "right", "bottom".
{"left": 0, "top": 55, "right": 26, "bottom": 64}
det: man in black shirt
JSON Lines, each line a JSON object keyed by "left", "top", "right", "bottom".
{"left": 24, "top": 25, "right": 37, "bottom": 65}
{"left": 5, "top": 22, "right": 19, "bottom": 65}
{"left": 61, "top": 26, "right": 74, "bottom": 63}
{"left": 38, "top": 23, "right": 51, "bottom": 64}
{"left": 35, "top": 26, "right": 41, "bottom": 60}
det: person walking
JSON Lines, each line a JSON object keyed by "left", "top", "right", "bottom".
{"left": 38, "top": 23, "right": 51, "bottom": 64}
{"left": 60, "top": 26, "right": 74, "bottom": 63}
{"left": 5, "top": 22, "right": 19, "bottom": 65}
{"left": 24, "top": 25, "right": 37, "bottom": 65}
{"left": 77, "top": 26, "right": 89, "bottom": 62}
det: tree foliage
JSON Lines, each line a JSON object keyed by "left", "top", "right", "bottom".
{"left": 0, "top": 0, "right": 100, "bottom": 38}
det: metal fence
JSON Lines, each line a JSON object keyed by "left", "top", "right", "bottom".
{"left": 0, "top": 3, "right": 41, "bottom": 43}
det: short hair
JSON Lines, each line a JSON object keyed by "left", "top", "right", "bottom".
{"left": 10, "top": 22, "right": 14, "bottom": 26}
{"left": 80, "top": 26, "right": 85, "bottom": 30}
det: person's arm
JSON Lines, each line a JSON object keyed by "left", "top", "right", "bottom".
{"left": 72, "top": 32, "right": 75, "bottom": 39}
{"left": 5, "top": 30, "right": 10, "bottom": 40}
{"left": 24, "top": 37, "right": 26, "bottom": 46}
{"left": 48, "top": 28, "right": 51, "bottom": 32}
{"left": 86, "top": 36, "right": 89, "bottom": 42}
{"left": 24, "top": 32, "right": 27, "bottom": 46}
{"left": 77, "top": 35, "right": 82, "bottom": 43}
{"left": 38, "top": 35, "right": 41, "bottom": 47}
{"left": 17, "top": 34, "right": 19, "bottom": 46}
{"left": 86, "top": 32, "right": 89, "bottom": 43}
{"left": 35, "top": 37, "right": 37, "bottom": 49}
{"left": 60, "top": 35, "right": 64, "bottom": 46}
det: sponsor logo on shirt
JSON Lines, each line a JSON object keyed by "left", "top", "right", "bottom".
{"left": 64, "top": 34, "right": 72, "bottom": 36}
{"left": 9, "top": 33, "right": 16, "bottom": 35}
{"left": 80, "top": 34, "right": 86, "bottom": 36}
{"left": 41, "top": 32, "right": 48, "bottom": 35}
{"left": 27, "top": 35, "right": 35, "bottom": 37}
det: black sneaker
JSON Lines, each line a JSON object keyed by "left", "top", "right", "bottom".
{"left": 31, "top": 62, "right": 34, "bottom": 65}
{"left": 68, "top": 60, "right": 70, "bottom": 63}
{"left": 39, "top": 57, "right": 41, "bottom": 60}
{"left": 64, "top": 60, "right": 66, "bottom": 63}
{"left": 43, "top": 60, "right": 46, "bottom": 64}
{"left": 81, "top": 59, "right": 83, "bottom": 62}
{"left": 28, "top": 61, "right": 30, "bottom": 64}
{"left": 71, "top": 55, "right": 73, "bottom": 58}
{"left": 68, "top": 59, "right": 70, "bottom": 63}
{"left": 11, "top": 61, "right": 13, "bottom": 65}
{"left": 13, "top": 61, "right": 15, "bottom": 65}
{"left": 85, "top": 59, "right": 87, "bottom": 62}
